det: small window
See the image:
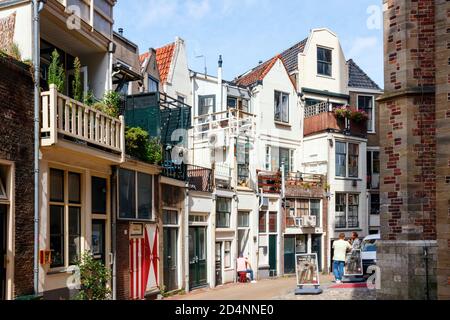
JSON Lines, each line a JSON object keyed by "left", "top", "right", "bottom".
{"left": 335, "top": 142, "right": 347, "bottom": 177}
{"left": 148, "top": 76, "right": 158, "bottom": 93}
{"left": 259, "top": 212, "right": 267, "bottom": 233}
{"left": 68, "top": 173, "right": 81, "bottom": 204}
{"left": 0, "top": 168, "right": 7, "bottom": 200}
{"left": 68, "top": 207, "right": 81, "bottom": 265}
{"left": 238, "top": 212, "right": 250, "bottom": 228}
{"left": 50, "top": 169, "right": 64, "bottom": 202}
{"left": 227, "top": 97, "right": 237, "bottom": 109}
{"left": 163, "top": 210, "right": 178, "bottom": 225}
{"left": 269, "top": 212, "right": 277, "bottom": 233}
{"left": 370, "top": 194, "right": 380, "bottom": 215}
{"left": 177, "top": 95, "right": 185, "bottom": 107}
{"left": 216, "top": 197, "right": 231, "bottom": 228}
{"left": 224, "top": 241, "right": 232, "bottom": 268}
{"left": 348, "top": 194, "right": 359, "bottom": 228}
{"left": 274, "top": 91, "right": 289, "bottom": 123}
{"left": 335, "top": 193, "right": 347, "bottom": 229}
{"left": 317, "top": 47, "right": 332, "bottom": 76}
{"left": 137, "top": 172, "right": 152, "bottom": 220}
{"left": 92, "top": 177, "right": 107, "bottom": 214}
{"left": 199, "top": 95, "right": 215, "bottom": 116}
{"left": 118, "top": 169, "right": 136, "bottom": 219}
{"left": 348, "top": 144, "right": 359, "bottom": 178}
{"left": 358, "top": 96, "right": 375, "bottom": 132}
{"left": 310, "top": 200, "right": 321, "bottom": 227}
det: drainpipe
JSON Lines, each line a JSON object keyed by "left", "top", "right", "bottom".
{"left": 111, "top": 166, "right": 118, "bottom": 300}
{"left": 32, "top": 0, "right": 44, "bottom": 298}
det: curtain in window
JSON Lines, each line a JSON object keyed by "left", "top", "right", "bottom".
{"left": 199, "top": 96, "right": 215, "bottom": 116}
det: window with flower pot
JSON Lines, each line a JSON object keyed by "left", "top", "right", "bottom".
{"left": 49, "top": 169, "right": 82, "bottom": 268}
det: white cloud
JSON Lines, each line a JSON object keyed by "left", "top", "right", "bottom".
{"left": 186, "top": 0, "right": 211, "bottom": 20}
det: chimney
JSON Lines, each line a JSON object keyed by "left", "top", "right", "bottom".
{"left": 217, "top": 55, "right": 223, "bottom": 112}
{"left": 118, "top": 28, "right": 124, "bottom": 36}
{"left": 258, "top": 60, "right": 263, "bottom": 65}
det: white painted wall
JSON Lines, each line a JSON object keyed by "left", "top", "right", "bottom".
{"left": 164, "top": 38, "right": 192, "bottom": 105}
{"left": 0, "top": 4, "right": 33, "bottom": 61}
{"left": 297, "top": 28, "right": 349, "bottom": 95}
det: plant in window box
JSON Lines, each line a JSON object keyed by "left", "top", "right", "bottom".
{"left": 350, "top": 109, "right": 369, "bottom": 123}
{"left": 48, "top": 49, "right": 65, "bottom": 93}
{"left": 74, "top": 251, "right": 111, "bottom": 300}
{"left": 333, "top": 105, "right": 351, "bottom": 120}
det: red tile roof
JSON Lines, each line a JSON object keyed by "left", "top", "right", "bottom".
{"left": 155, "top": 42, "right": 175, "bottom": 84}
{"left": 234, "top": 55, "right": 280, "bottom": 87}
{"left": 234, "top": 55, "right": 296, "bottom": 90}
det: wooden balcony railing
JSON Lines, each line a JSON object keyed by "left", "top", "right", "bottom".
{"left": 304, "top": 109, "right": 367, "bottom": 137}
{"left": 41, "top": 85, "right": 125, "bottom": 159}
{"left": 257, "top": 170, "right": 282, "bottom": 194}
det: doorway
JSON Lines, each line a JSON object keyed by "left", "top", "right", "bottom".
{"left": 215, "top": 242, "right": 222, "bottom": 286}
{"left": 189, "top": 227, "right": 207, "bottom": 289}
{"left": 163, "top": 227, "right": 178, "bottom": 292}
{"left": 269, "top": 235, "right": 277, "bottom": 276}
{"left": 0, "top": 205, "right": 6, "bottom": 300}
{"left": 284, "top": 236, "right": 295, "bottom": 274}
{"left": 92, "top": 220, "right": 105, "bottom": 264}
{"left": 312, "top": 235, "right": 323, "bottom": 272}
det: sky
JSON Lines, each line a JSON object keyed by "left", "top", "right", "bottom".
{"left": 114, "top": 0, "right": 384, "bottom": 88}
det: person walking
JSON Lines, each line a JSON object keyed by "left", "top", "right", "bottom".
{"left": 237, "top": 254, "right": 256, "bottom": 283}
{"left": 332, "top": 233, "right": 352, "bottom": 283}
{"left": 350, "top": 232, "right": 362, "bottom": 251}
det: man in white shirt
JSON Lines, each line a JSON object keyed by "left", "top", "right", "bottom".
{"left": 333, "top": 233, "right": 352, "bottom": 283}
{"left": 237, "top": 254, "right": 256, "bottom": 283}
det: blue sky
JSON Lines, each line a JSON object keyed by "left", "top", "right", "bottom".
{"left": 115, "top": 0, "right": 384, "bottom": 88}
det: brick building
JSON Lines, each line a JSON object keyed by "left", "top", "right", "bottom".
{"left": 378, "top": 0, "right": 449, "bottom": 300}
{"left": 0, "top": 55, "right": 34, "bottom": 299}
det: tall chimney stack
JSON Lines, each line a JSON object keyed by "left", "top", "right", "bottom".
{"left": 118, "top": 28, "right": 124, "bottom": 36}
{"left": 217, "top": 55, "right": 223, "bottom": 112}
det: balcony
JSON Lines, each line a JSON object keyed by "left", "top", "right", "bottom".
{"left": 214, "top": 163, "right": 232, "bottom": 190}
{"left": 285, "top": 173, "right": 326, "bottom": 198}
{"left": 193, "top": 109, "right": 256, "bottom": 143}
{"left": 304, "top": 102, "right": 367, "bottom": 137}
{"left": 161, "top": 162, "right": 213, "bottom": 193}
{"left": 257, "top": 170, "right": 282, "bottom": 194}
{"left": 40, "top": 85, "right": 125, "bottom": 159}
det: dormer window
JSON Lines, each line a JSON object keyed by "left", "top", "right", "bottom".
{"left": 317, "top": 47, "right": 332, "bottom": 77}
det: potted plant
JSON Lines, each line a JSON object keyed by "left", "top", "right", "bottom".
{"left": 350, "top": 109, "right": 369, "bottom": 123}
{"left": 334, "top": 105, "right": 351, "bottom": 120}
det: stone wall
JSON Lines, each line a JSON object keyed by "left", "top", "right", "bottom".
{"left": 0, "top": 55, "right": 34, "bottom": 297}
{"left": 0, "top": 13, "right": 16, "bottom": 54}
{"left": 435, "top": 0, "right": 450, "bottom": 300}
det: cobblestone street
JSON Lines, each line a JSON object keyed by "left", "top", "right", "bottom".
{"left": 164, "top": 276, "right": 376, "bottom": 301}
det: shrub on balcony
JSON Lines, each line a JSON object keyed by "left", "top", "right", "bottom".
{"left": 125, "top": 127, "right": 162, "bottom": 165}
{"left": 72, "top": 57, "right": 83, "bottom": 102}
{"left": 48, "top": 49, "right": 65, "bottom": 93}
{"left": 350, "top": 109, "right": 369, "bottom": 123}
{"left": 92, "top": 91, "right": 121, "bottom": 118}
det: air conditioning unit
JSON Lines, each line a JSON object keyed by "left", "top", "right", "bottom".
{"left": 295, "top": 217, "right": 304, "bottom": 228}
{"left": 303, "top": 216, "right": 317, "bottom": 228}
{"left": 208, "top": 131, "right": 228, "bottom": 148}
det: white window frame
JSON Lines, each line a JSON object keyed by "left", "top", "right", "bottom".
{"left": 274, "top": 90, "right": 290, "bottom": 124}
{"left": 317, "top": 46, "right": 333, "bottom": 77}
{"left": 335, "top": 141, "right": 360, "bottom": 179}
{"left": 0, "top": 174, "right": 6, "bottom": 200}
{"left": 357, "top": 95, "right": 375, "bottom": 133}
{"left": 335, "top": 193, "right": 360, "bottom": 230}
{"left": 265, "top": 146, "right": 272, "bottom": 171}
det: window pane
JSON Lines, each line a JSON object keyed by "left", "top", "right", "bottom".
{"left": 335, "top": 142, "right": 347, "bottom": 177}
{"left": 92, "top": 177, "right": 107, "bottom": 214}
{"left": 119, "top": 169, "right": 136, "bottom": 219}
{"left": 274, "top": 91, "right": 281, "bottom": 122}
{"left": 348, "top": 194, "right": 359, "bottom": 228}
{"left": 269, "top": 212, "right": 277, "bottom": 233}
{"left": 163, "top": 210, "right": 178, "bottom": 225}
{"left": 371, "top": 194, "right": 380, "bottom": 215}
{"left": 148, "top": 77, "right": 158, "bottom": 93}
{"left": 50, "top": 205, "right": 64, "bottom": 268}
{"left": 373, "top": 152, "right": 380, "bottom": 174}
{"left": 280, "top": 148, "right": 290, "bottom": 176}
{"left": 335, "top": 194, "right": 346, "bottom": 229}
{"left": 298, "top": 200, "right": 309, "bottom": 217}
{"left": 138, "top": 173, "right": 152, "bottom": 220}
{"left": 224, "top": 241, "right": 231, "bottom": 268}
{"left": 217, "top": 212, "right": 230, "bottom": 228}
{"left": 310, "top": 200, "right": 321, "bottom": 227}
{"left": 68, "top": 172, "right": 81, "bottom": 204}
{"left": 69, "top": 207, "right": 81, "bottom": 265}
{"left": 259, "top": 212, "right": 266, "bottom": 233}
{"left": 348, "top": 144, "right": 359, "bottom": 178}
{"left": 358, "top": 96, "right": 374, "bottom": 132}
{"left": 50, "top": 169, "right": 64, "bottom": 202}
{"left": 281, "top": 93, "right": 289, "bottom": 123}
{"left": 238, "top": 212, "right": 249, "bottom": 228}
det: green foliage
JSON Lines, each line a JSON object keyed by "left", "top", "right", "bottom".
{"left": 8, "top": 42, "right": 21, "bottom": 61}
{"left": 125, "top": 127, "right": 163, "bottom": 164}
{"left": 350, "top": 110, "right": 369, "bottom": 123}
{"left": 75, "top": 252, "right": 111, "bottom": 301}
{"left": 83, "top": 90, "right": 95, "bottom": 106}
{"left": 48, "top": 49, "right": 65, "bottom": 92}
{"left": 91, "top": 91, "right": 121, "bottom": 118}
{"left": 72, "top": 57, "right": 83, "bottom": 102}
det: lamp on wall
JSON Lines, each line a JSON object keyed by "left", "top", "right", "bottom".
{"left": 328, "top": 138, "right": 334, "bottom": 148}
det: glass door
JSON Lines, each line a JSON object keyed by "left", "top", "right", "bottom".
{"left": 215, "top": 242, "right": 222, "bottom": 286}
{"left": 283, "top": 236, "right": 295, "bottom": 274}
{"left": 189, "top": 227, "right": 207, "bottom": 289}
{"left": 163, "top": 227, "right": 178, "bottom": 292}
{"left": 269, "top": 235, "right": 277, "bottom": 276}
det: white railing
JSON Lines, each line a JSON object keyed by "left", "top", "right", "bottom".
{"left": 41, "top": 84, "right": 125, "bottom": 159}
{"left": 215, "top": 163, "right": 232, "bottom": 181}
{"left": 193, "top": 109, "right": 256, "bottom": 142}
{"left": 304, "top": 102, "right": 332, "bottom": 118}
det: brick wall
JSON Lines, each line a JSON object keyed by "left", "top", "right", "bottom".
{"left": 380, "top": 0, "right": 437, "bottom": 242}
{"left": 435, "top": 0, "right": 450, "bottom": 300}
{"left": 0, "top": 55, "right": 34, "bottom": 297}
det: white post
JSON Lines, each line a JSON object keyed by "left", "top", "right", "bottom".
{"left": 119, "top": 115, "right": 126, "bottom": 163}
{"left": 49, "top": 84, "right": 58, "bottom": 145}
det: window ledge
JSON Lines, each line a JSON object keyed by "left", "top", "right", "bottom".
{"left": 335, "top": 177, "right": 362, "bottom": 181}
{"left": 316, "top": 74, "right": 335, "bottom": 80}
{"left": 334, "top": 228, "right": 363, "bottom": 232}
{"left": 216, "top": 227, "right": 233, "bottom": 232}
{"left": 47, "top": 268, "right": 75, "bottom": 276}
{"left": 274, "top": 121, "right": 291, "bottom": 127}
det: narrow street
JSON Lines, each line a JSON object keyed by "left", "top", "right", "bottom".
{"left": 165, "top": 276, "right": 376, "bottom": 301}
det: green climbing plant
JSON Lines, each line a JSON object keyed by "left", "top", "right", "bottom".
{"left": 125, "top": 127, "right": 162, "bottom": 164}
{"left": 48, "top": 49, "right": 65, "bottom": 92}
{"left": 72, "top": 57, "right": 83, "bottom": 102}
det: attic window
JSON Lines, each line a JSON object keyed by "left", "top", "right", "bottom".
{"left": 317, "top": 47, "right": 332, "bottom": 77}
